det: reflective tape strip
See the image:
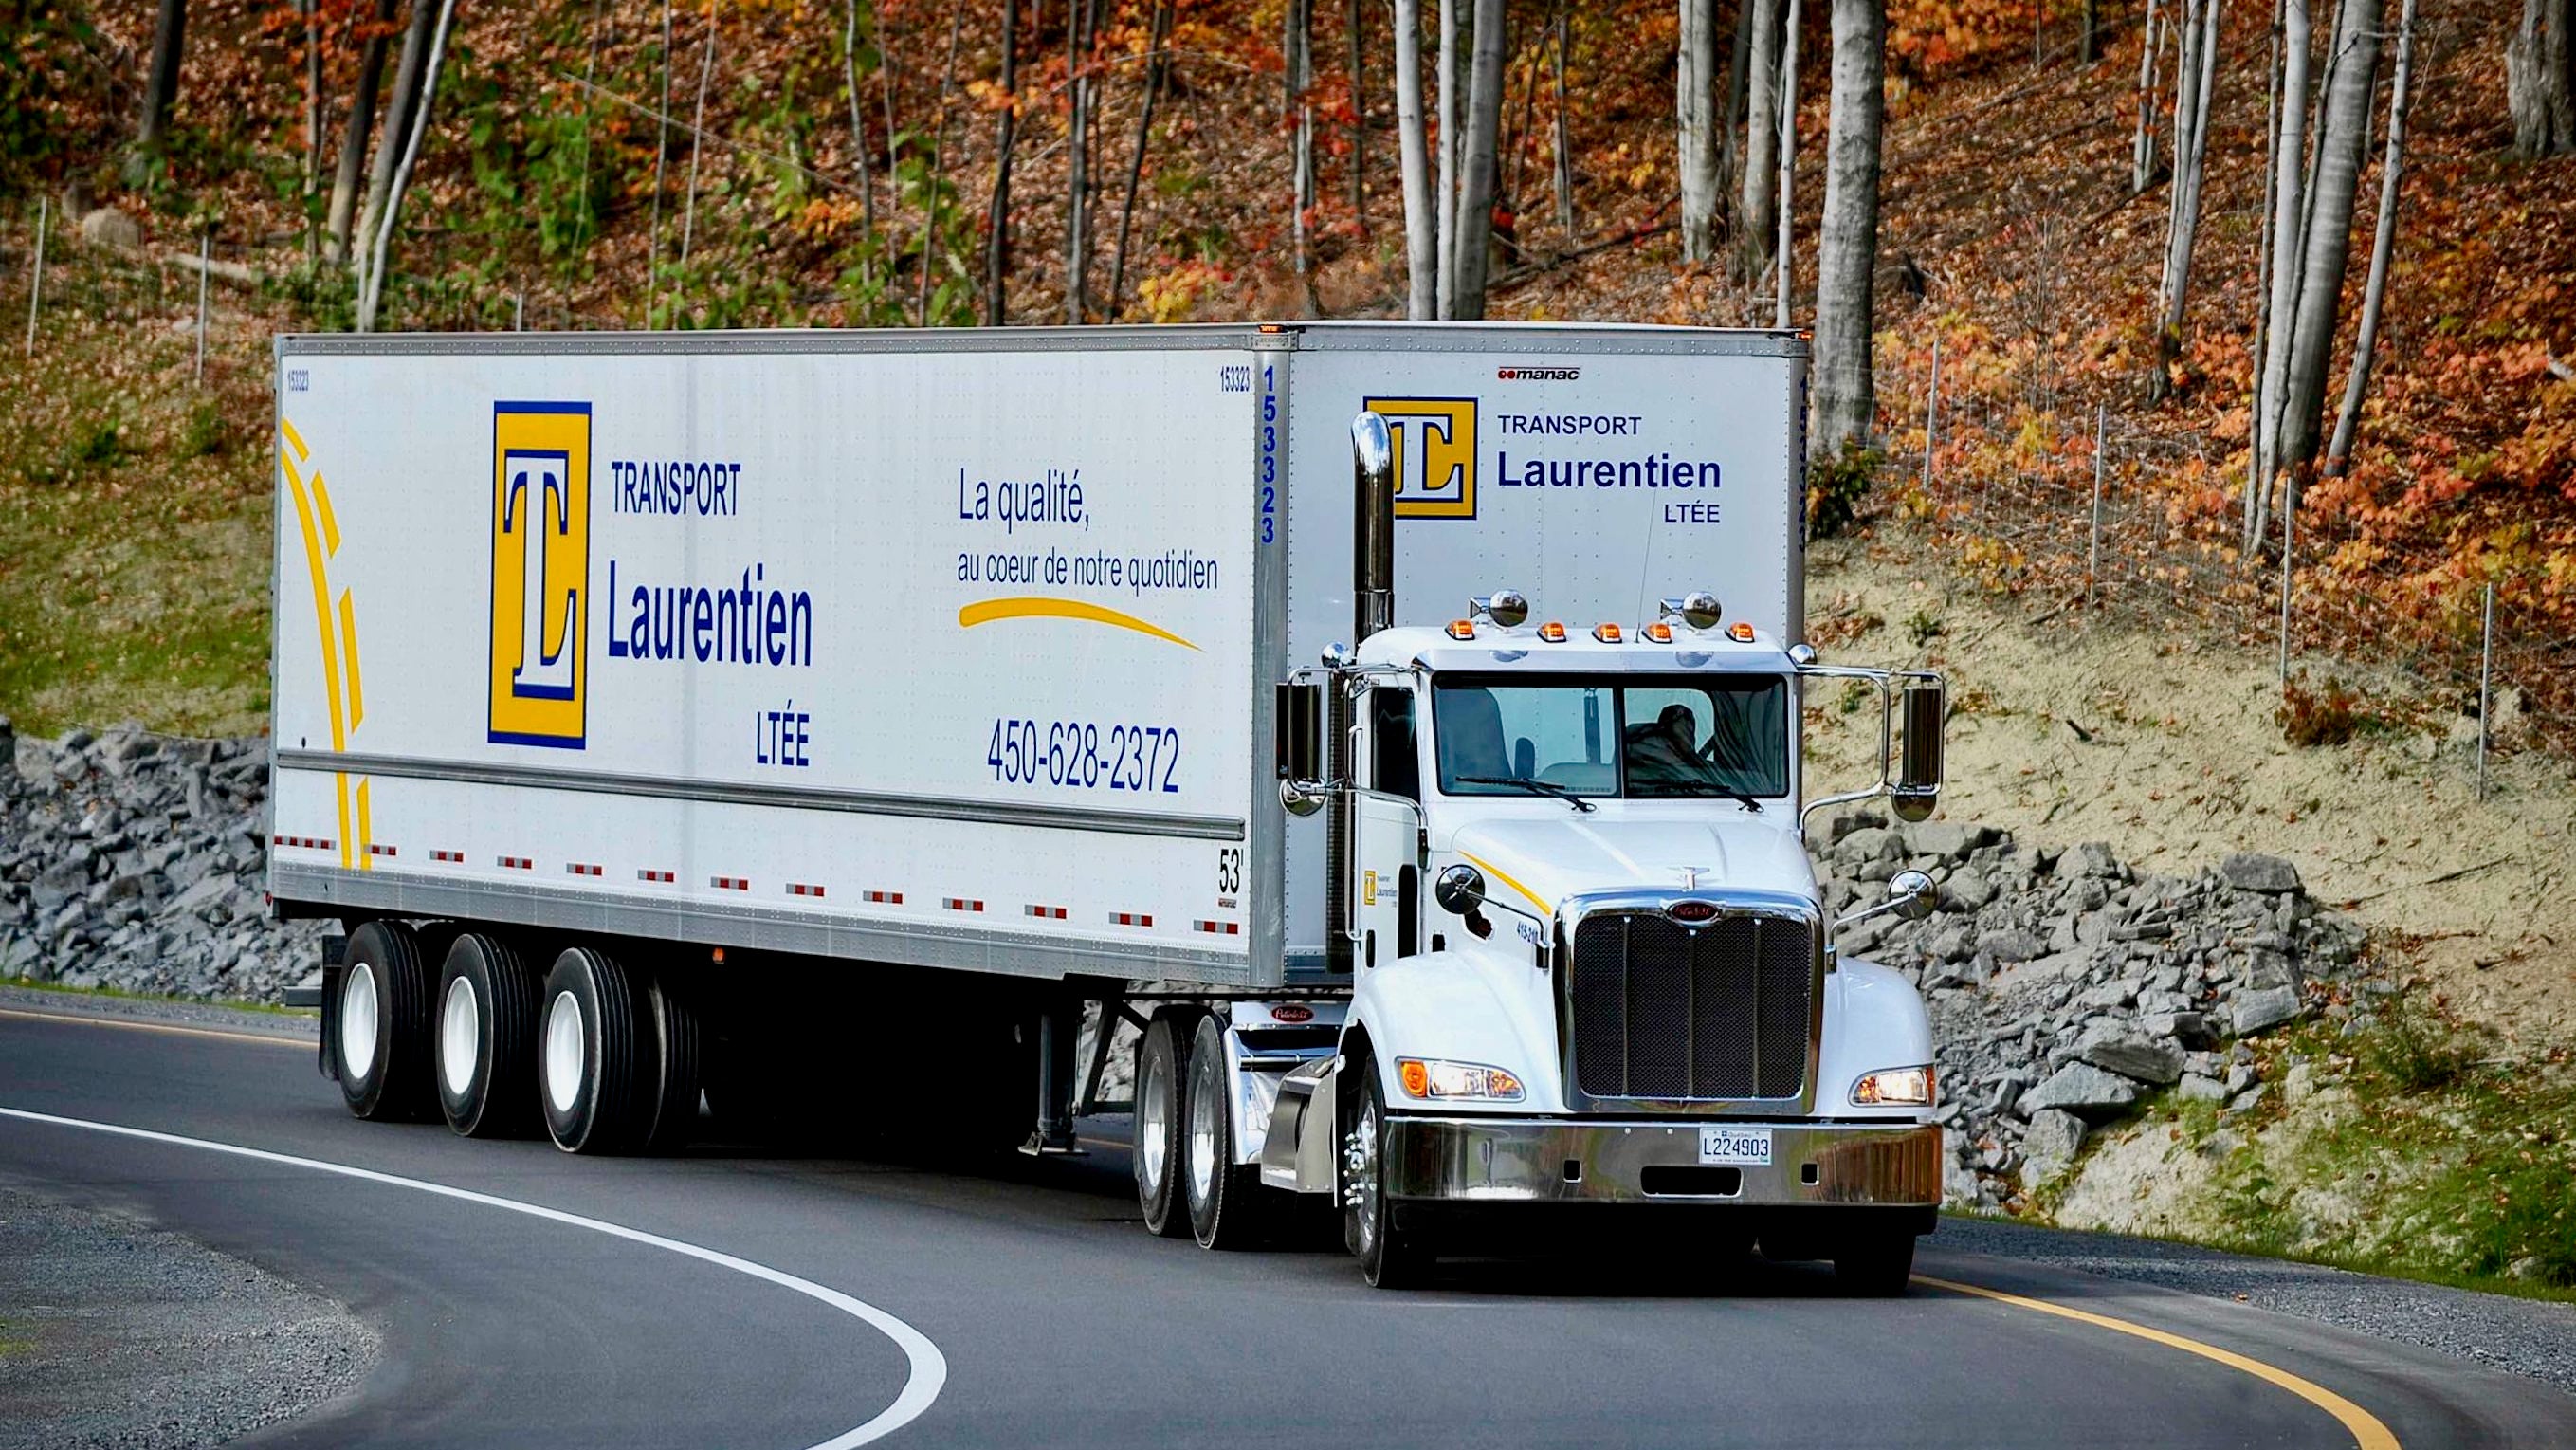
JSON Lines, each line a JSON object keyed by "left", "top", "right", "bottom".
{"left": 637, "top": 868, "right": 677, "bottom": 883}
{"left": 863, "top": 890, "right": 904, "bottom": 905}
{"left": 1194, "top": 920, "right": 1242, "bottom": 935}
{"left": 1111, "top": 912, "right": 1155, "bottom": 928}
{"left": 498, "top": 855, "right": 534, "bottom": 871}
{"left": 271, "top": 835, "right": 336, "bottom": 851}
{"left": 944, "top": 897, "right": 985, "bottom": 913}
{"left": 567, "top": 863, "right": 603, "bottom": 876}
{"left": 1024, "top": 904, "right": 1069, "bottom": 920}
{"left": 711, "top": 876, "right": 751, "bottom": 891}
{"left": 790, "top": 883, "right": 828, "bottom": 898}
{"left": 366, "top": 843, "right": 397, "bottom": 858}
{"left": 430, "top": 850, "right": 466, "bottom": 864}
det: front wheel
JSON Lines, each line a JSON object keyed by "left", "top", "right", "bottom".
{"left": 1342, "top": 1057, "right": 1428, "bottom": 1288}
{"left": 1833, "top": 1231, "right": 1919, "bottom": 1297}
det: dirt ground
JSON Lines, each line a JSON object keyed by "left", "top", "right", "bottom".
{"left": 1801, "top": 534, "right": 2576, "bottom": 1047}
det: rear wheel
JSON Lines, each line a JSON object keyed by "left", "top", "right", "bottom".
{"left": 1343, "top": 1057, "right": 1427, "bottom": 1288}
{"left": 539, "top": 947, "right": 644, "bottom": 1154}
{"left": 1833, "top": 1231, "right": 1918, "bottom": 1297}
{"left": 1184, "top": 1014, "right": 1270, "bottom": 1249}
{"left": 434, "top": 932, "right": 539, "bottom": 1138}
{"left": 335, "top": 921, "right": 433, "bottom": 1122}
{"left": 1133, "top": 1014, "right": 1191, "bottom": 1239}
{"left": 636, "top": 974, "right": 703, "bottom": 1154}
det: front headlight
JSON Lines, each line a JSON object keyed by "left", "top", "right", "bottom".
{"left": 1396, "top": 1057, "right": 1526, "bottom": 1102}
{"left": 1851, "top": 1064, "right": 1934, "bottom": 1106}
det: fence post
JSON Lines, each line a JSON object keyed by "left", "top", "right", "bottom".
{"left": 1922, "top": 336, "right": 1941, "bottom": 496}
{"left": 25, "top": 196, "right": 46, "bottom": 357}
{"left": 2477, "top": 581, "right": 2495, "bottom": 800}
{"left": 514, "top": 289, "right": 525, "bottom": 331}
{"left": 193, "top": 229, "right": 210, "bottom": 386}
{"left": 2276, "top": 485, "right": 2294, "bottom": 686}
{"left": 2088, "top": 402, "right": 2105, "bottom": 603}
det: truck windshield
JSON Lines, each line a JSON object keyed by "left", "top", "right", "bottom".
{"left": 1432, "top": 674, "right": 1790, "bottom": 801}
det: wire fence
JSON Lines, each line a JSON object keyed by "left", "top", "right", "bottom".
{"left": 1873, "top": 336, "right": 2569, "bottom": 788}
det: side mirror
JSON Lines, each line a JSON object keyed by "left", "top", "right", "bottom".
{"left": 1276, "top": 681, "right": 1328, "bottom": 817}
{"left": 1434, "top": 864, "right": 1487, "bottom": 915}
{"left": 1888, "top": 869, "right": 1937, "bottom": 921}
{"left": 1891, "top": 682, "right": 1944, "bottom": 823}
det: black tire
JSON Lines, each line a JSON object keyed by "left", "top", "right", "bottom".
{"left": 433, "top": 932, "right": 540, "bottom": 1138}
{"left": 1833, "top": 1231, "right": 1919, "bottom": 1297}
{"left": 538, "top": 947, "right": 645, "bottom": 1154}
{"left": 636, "top": 974, "right": 703, "bottom": 1155}
{"left": 1343, "top": 1055, "right": 1428, "bottom": 1288}
{"left": 334, "top": 921, "right": 435, "bottom": 1122}
{"left": 1133, "top": 1014, "right": 1191, "bottom": 1239}
{"left": 1184, "top": 1013, "right": 1270, "bottom": 1250}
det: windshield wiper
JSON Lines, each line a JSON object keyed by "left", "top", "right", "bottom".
{"left": 1456, "top": 775, "right": 1597, "bottom": 813}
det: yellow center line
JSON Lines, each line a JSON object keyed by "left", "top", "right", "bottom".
{"left": 1914, "top": 1274, "right": 2401, "bottom": 1450}
{"left": 0, "top": 1006, "right": 314, "bottom": 1051}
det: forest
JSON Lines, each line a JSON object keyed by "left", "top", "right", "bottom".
{"left": 3, "top": 0, "right": 2573, "bottom": 743}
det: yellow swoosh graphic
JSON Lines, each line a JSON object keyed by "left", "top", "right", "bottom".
{"left": 958, "top": 597, "right": 1198, "bottom": 651}
{"left": 1457, "top": 851, "right": 1550, "bottom": 914}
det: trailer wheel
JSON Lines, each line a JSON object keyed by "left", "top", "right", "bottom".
{"left": 636, "top": 974, "right": 703, "bottom": 1155}
{"left": 335, "top": 921, "right": 434, "bottom": 1122}
{"left": 433, "top": 933, "right": 539, "bottom": 1138}
{"left": 539, "top": 947, "right": 645, "bottom": 1154}
{"left": 1833, "top": 1232, "right": 1918, "bottom": 1297}
{"left": 1183, "top": 1014, "right": 1270, "bottom": 1250}
{"left": 1343, "top": 1056, "right": 1427, "bottom": 1288}
{"left": 1133, "top": 1014, "right": 1191, "bottom": 1239}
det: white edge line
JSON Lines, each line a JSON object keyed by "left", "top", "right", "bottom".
{"left": 0, "top": 1106, "right": 946, "bottom": 1448}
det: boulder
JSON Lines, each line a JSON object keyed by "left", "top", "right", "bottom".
{"left": 2220, "top": 853, "right": 2303, "bottom": 894}
{"left": 1979, "top": 928, "right": 2047, "bottom": 963}
{"left": 2020, "top": 1108, "right": 2088, "bottom": 1183}
{"left": 2018, "top": 1062, "right": 2142, "bottom": 1122}
{"left": 2078, "top": 1035, "right": 2185, "bottom": 1086}
{"left": 2231, "top": 984, "right": 2304, "bottom": 1037}
{"left": 77, "top": 207, "right": 142, "bottom": 250}
{"left": 1942, "top": 868, "right": 1998, "bottom": 911}
{"left": 2176, "top": 1073, "right": 2229, "bottom": 1103}
{"left": 1903, "top": 822, "right": 1998, "bottom": 861}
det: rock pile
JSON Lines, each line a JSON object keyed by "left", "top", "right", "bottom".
{"left": 0, "top": 719, "right": 329, "bottom": 1002}
{"left": 1810, "top": 809, "right": 2369, "bottom": 1210}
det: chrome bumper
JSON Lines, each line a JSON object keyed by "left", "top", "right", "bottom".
{"left": 1381, "top": 1116, "right": 1941, "bottom": 1207}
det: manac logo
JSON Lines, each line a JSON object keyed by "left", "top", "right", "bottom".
{"left": 1361, "top": 395, "right": 1477, "bottom": 520}
{"left": 488, "top": 402, "right": 592, "bottom": 748}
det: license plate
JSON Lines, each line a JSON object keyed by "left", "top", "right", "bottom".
{"left": 1698, "top": 1126, "right": 1772, "bottom": 1166}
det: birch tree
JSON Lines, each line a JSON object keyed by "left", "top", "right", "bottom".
{"left": 2328, "top": 0, "right": 2417, "bottom": 470}
{"left": 2509, "top": 0, "right": 2575, "bottom": 155}
{"left": 2130, "top": 0, "right": 2164, "bottom": 193}
{"left": 846, "top": 0, "right": 879, "bottom": 287}
{"left": 1395, "top": 0, "right": 1437, "bottom": 318}
{"left": 356, "top": 0, "right": 457, "bottom": 333}
{"left": 325, "top": 0, "right": 398, "bottom": 266}
{"left": 1108, "top": 0, "right": 1173, "bottom": 319}
{"left": 1809, "top": 0, "right": 1882, "bottom": 460}
{"left": 1349, "top": 0, "right": 1368, "bottom": 230}
{"left": 1737, "top": 0, "right": 1781, "bottom": 282}
{"left": 2248, "top": 0, "right": 2311, "bottom": 547}
{"left": 1774, "top": 0, "right": 1800, "bottom": 326}
{"left": 1452, "top": 0, "right": 1507, "bottom": 316}
{"left": 1067, "top": 0, "right": 1101, "bottom": 321}
{"left": 1436, "top": 0, "right": 1460, "bottom": 315}
{"left": 1679, "top": 0, "right": 1722, "bottom": 261}
{"left": 1551, "top": 3, "right": 1575, "bottom": 230}
{"left": 2149, "top": 0, "right": 2220, "bottom": 402}
{"left": 1287, "top": 0, "right": 1315, "bottom": 299}
{"left": 355, "top": 0, "right": 442, "bottom": 283}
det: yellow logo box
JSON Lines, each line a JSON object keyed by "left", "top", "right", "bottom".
{"left": 1363, "top": 396, "right": 1478, "bottom": 519}
{"left": 488, "top": 402, "right": 592, "bottom": 748}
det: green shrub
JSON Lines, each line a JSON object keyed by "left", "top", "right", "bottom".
{"left": 1804, "top": 438, "right": 1879, "bottom": 540}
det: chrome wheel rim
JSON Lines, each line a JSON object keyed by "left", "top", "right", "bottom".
{"left": 543, "top": 989, "right": 585, "bottom": 1114}
{"left": 340, "top": 962, "right": 380, "bottom": 1081}
{"left": 1137, "top": 1046, "right": 1171, "bottom": 1200}
{"left": 1186, "top": 1046, "right": 1219, "bottom": 1206}
{"left": 439, "top": 975, "right": 481, "bottom": 1099}
{"left": 1351, "top": 1092, "right": 1381, "bottom": 1254}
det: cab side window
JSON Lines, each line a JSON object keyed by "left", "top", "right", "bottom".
{"left": 1369, "top": 688, "right": 1420, "bottom": 801}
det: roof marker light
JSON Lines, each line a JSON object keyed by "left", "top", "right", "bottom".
{"left": 1726, "top": 621, "right": 1758, "bottom": 642}
{"left": 1446, "top": 619, "right": 1477, "bottom": 640}
{"left": 1592, "top": 622, "right": 1623, "bottom": 644}
{"left": 1642, "top": 622, "right": 1675, "bottom": 644}
{"left": 1537, "top": 621, "right": 1567, "bottom": 643}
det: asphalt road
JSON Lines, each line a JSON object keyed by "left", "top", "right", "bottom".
{"left": 2, "top": 1006, "right": 2570, "bottom": 1449}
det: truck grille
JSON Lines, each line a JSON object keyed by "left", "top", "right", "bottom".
{"left": 1568, "top": 909, "right": 1817, "bottom": 1101}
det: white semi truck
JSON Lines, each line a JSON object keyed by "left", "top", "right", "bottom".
{"left": 269, "top": 321, "right": 1947, "bottom": 1289}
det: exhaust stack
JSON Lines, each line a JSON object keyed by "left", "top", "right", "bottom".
{"left": 1352, "top": 411, "right": 1395, "bottom": 644}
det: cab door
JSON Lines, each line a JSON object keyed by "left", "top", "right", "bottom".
{"left": 1350, "top": 686, "right": 1424, "bottom": 970}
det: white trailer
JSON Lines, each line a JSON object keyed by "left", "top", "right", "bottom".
{"left": 271, "top": 322, "right": 1946, "bottom": 1286}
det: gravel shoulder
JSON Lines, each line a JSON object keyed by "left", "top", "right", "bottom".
{"left": 0, "top": 983, "right": 317, "bottom": 1043}
{"left": 0, "top": 1184, "right": 377, "bottom": 1450}
{"left": 1936, "top": 1213, "right": 2576, "bottom": 1398}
